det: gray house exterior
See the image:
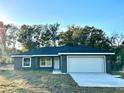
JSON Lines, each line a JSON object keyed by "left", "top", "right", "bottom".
{"left": 12, "top": 45, "right": 114, "bottom": 73}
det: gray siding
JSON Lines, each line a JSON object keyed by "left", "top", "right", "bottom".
{"left": 106, "top": 56, "right": 112, "bottom": 73}
{"left": 36, "top": 57, "right": 53, "bottom": 71}
{"left": 13, "top": 57, "right": 53, "bottom": 71}
{"left": 22, "top": 57, "right": 37, "bottom": 70}
{"left": 31, "top": 57, "right": 37, "bottom": 70}
{"left": 14, "top": 55, "right": 112, "bottom": 73}
{"left": 14, "top": 57, "right": 35, "bottom": 70}
{"left": 14, "top": 57, "right": 22, "bottom": 70}
{"left": 61, "top": 55, "right": 67, "bottom": 73}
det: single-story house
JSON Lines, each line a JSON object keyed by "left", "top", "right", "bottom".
{"left": 12, "top": 45, "right": 114, "bottom": 73}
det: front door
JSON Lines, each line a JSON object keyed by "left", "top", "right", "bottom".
{"left": 54, "top": 57, "right": 60, "bottom": 70}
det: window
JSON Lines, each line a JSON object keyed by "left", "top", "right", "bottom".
{"left": 40, "top": 57, "right": 52, "bottom": 67}
{"left": 22, "top": 57, "right": 31, "bottom": 67}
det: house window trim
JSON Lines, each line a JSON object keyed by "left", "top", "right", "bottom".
{"left": 40, "top": 57, "right": 52, "bottom": 67}
{"left": 22, "top": 57, "right": 31, "bottom": 67}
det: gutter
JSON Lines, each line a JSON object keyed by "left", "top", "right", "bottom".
{"left": 11, "top": 52, "right": 115, "bottom": 57}
{"left": 58, "top": 52, "right": 115, "bottom": 55}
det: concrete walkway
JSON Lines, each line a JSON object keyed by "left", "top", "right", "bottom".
{"left": 70, "top": 73, "right": 124, "bottom": 87}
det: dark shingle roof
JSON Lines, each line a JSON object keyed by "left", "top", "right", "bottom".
{"left": 17, "top": 45, "right": 112, "bottom": 55}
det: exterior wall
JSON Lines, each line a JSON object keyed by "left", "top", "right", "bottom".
{"left": 13, "top": 55, "right": 112, "bottom": 73}
{"left": 106, "top": 55, "right": 112, "bottom": 73}
{"left": 14, "top": 57, "right": 37, "bottom": 70}
{"left": 14, "top": 57, "right": 22, "bottom": 70}
{"left": 59, "top": 56, "right": 61, "bottom": 70}
{"left": 59, "top": 55, "right": 112, "bottom": 73}
{"left": 60, "top": 54, "right": 109, "bottom": 73}
{"left": 31, "top": 57, "right": 38, "bottom": 70}
{"left": 36, "top": 57, "right": 53, "bottom": 71}
{"left": 13, "top": 56, "right": 54, "bottom": 71}
{"left": 60, "top": 55, "right": 67, "bottom": 73}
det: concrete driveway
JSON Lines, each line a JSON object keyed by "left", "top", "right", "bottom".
{"left": 70, "top": 73, "right": 124, "bottom": 87}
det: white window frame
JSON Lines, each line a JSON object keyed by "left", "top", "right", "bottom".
{"left": 22, "top": 57, "right": 31, "bottom": 67}
{"left": 40, "top": 57, "right": 52, "bottom": 67}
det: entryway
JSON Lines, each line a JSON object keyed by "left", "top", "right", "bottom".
{"left": 54, "top": 57, "right": 60, "bottom": 70}
{"left": 53, "top": 57, "right": 61, "bottom": 74}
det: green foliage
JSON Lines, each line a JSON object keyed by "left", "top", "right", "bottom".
{"left": 48, "top": 23, "right": 60, "bottom": 46}
{"left": 18, "top": 25, "right": 38, "bottom": 50}
{"left": 110, "top": 34, "right": 124, "bottom": 71}
{"left": 111, "top": 33, "right": 124, "bottom": 47}
{"left": 112, "top": 45, "right": 124, "bottom": 71}
{"left": 17, "top": 23, "right": 60, "bottom": 50}
{"left": 59, "top": 25, "right": 112, "bottom": 50}
{"left": 32, "top": 24, "right": 51, "bottom": 47}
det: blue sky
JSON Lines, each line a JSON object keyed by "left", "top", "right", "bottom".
{"left": 0, "top": 0, "right": 124, "bottom": 35}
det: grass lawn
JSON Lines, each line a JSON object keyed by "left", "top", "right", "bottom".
{"left": 0, "top": 70, "right": 124, "bottom": 93}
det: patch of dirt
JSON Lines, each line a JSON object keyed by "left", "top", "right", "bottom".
{"left": 0, "top": 70, "right": 124, "bottom": 93}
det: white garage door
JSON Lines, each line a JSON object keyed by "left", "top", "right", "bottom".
{"left": 67, "top": 56, "right": 105, "bottom": 72}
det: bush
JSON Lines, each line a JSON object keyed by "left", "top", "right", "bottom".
{"left": 0, "top": 56, "right": 12, "bottom": 64}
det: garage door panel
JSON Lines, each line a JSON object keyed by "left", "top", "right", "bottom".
{"left": 67, "top": 56, "right": 105, "bottom": 73}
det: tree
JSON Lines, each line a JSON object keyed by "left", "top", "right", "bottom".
{"left": 35, "top": 25, "right": 52, "bottom": 47}
{"left": 0, "top": 22, "right": 19, "bottom": 64}
{"left": 59, "top": 25, "right": 112, "bottom": 50}
{"left": 111, "top": 33, "right": 124, "bottom": 47}
{"left": 48, "top": 23, "right": 60, "bottom": 46}
{"left": 5, "top": 24, "right": 19, "bottom": 52}
{"left": 18, "top": 24, "right": 54, "bottom": 50}
{"left": 86, "top": 26, "right": 112, "bottom": 50}
{"left": 122, "top": 41, "right": 124, "bottom": 45}
{"left": 0, "top": 21, "right": 6, "bottom": 56}
{"left": 18, "top": 25, "right": 38, "bottom": 50}
{"left": 110, "top": 33, "right": 124, "bottom": 71}
{"left": 112, "top": 45, "right": 124, "bottom": 71}
{"left": 58, "top": 26, "right": 74, "bottom": 46}
{"left": 0, "top": 22, "right": 19, "bottom": 51}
